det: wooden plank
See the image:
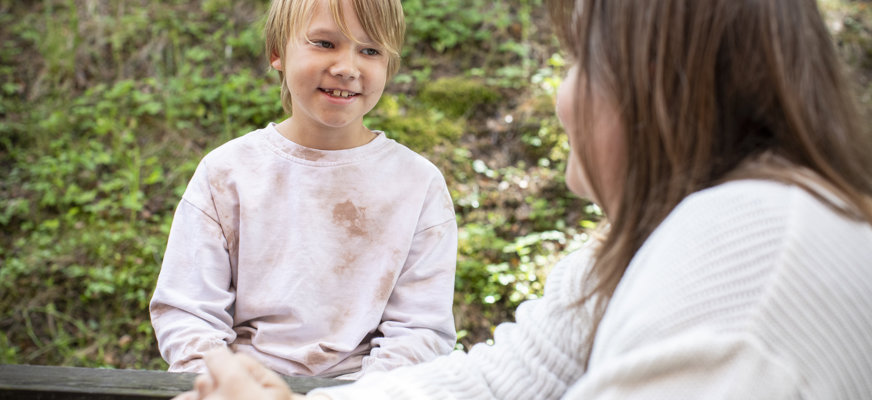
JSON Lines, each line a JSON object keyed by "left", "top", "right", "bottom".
{"left": 0, "top": 364, "right": 348, "bottom": 400}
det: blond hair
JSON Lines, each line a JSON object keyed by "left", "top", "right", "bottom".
{"left": 549, "top": 0, "right": 872, "bottom": 364}
{"left": 264, "top": 0, "right": 405, "bottom": 114}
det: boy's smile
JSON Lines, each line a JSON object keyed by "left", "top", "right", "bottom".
{"left": 321, "top": 88, "right": 359, "bottom": 99}
{"left": 270, "top": 0, "right": 388, "bottom": 150}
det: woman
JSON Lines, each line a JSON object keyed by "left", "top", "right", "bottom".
{"left": 176, "top": 0, "right": 872, "bottom": 398}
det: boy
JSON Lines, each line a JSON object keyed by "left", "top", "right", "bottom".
{"left": 149, "top": 0, "right": 457, "bottom": 379}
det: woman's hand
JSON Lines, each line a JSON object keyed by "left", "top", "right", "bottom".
{"left": 172, "top": 347, "right": 304, "bottom": 400}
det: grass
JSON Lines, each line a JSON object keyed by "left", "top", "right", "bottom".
{"left": 1, "top": 0, "right": 868, "bottom": 369}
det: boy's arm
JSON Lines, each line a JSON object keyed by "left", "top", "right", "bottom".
{"left": 150, "top": 179, "right": 237, "bottom": 373}
{"left": 356, "top": 193, "right": 459, "bottom": 376}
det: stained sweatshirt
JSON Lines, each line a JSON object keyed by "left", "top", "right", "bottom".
{"left": 149, "top": 123, "right": 458, "bottom": 378}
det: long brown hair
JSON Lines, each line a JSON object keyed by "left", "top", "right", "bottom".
{"left": 548, "top": 0, "right": 872, "bottom": 363}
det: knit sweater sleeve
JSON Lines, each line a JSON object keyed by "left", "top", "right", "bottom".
{"left": 309, "top": 246, "right": 597, "bottom": 399}
{"left": 562, "top": 330, "right": 801, "bottom": 399}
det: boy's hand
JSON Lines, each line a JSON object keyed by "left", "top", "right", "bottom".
{"left": 172, "top": 347, "right": 305, "bottom": 400}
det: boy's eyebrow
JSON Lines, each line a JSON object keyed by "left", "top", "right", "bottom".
{"left": 306, "top": 28, "right": 339, "bottom": 37}
{"left": 306, "top": 27, "right": 375, "bottom": 45}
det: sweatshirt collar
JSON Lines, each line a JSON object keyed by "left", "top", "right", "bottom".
{"left": 263, "top": 122, "right": 388, "bottom": 165}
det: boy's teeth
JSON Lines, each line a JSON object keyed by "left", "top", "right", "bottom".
{"left": 326, "top": 89, "right": 353, "bottom": 98}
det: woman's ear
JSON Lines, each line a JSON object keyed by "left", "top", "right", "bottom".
{"left": 270, "top": 53, "right": 282, "bottom": 71}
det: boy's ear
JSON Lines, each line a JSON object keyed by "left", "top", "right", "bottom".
{"left": 270, "top": 53, "right": 283, "bottom": 71}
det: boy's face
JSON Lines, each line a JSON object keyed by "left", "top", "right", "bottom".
{"left": 271, "top": 0, "right": 388, "bottom": 137}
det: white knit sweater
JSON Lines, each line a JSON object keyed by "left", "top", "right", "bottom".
{"left": 311, "top": 180, "right": 872, "bottom": 399}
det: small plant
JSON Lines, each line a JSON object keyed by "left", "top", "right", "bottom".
{"left": 6, "top": 0, "right": 866, "bottom": 370}
{"left": 364, "top": 93, "right": 464, "bottom": 154}
{"left": 418, "top": 77, "right": 503, "bottom": 119}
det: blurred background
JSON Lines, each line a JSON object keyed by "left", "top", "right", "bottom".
{"left": 1, "top": 0, "right": 869, "bottom": 370}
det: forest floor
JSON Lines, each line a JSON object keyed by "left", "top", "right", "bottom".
{"left": 0, "top": 0, "right": 869, "bottom": 369}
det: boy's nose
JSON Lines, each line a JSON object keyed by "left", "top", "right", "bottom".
{"left": 329, "top": 51, "right": 360, "bottom": 80}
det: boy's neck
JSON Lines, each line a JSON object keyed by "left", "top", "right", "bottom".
{"left": 276, "top": 117, "right": 376, "bottom": 151}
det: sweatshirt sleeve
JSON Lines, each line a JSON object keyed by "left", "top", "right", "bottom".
{"left": 309, "top": 247, "right": 596, "bottom": 399}
{"left": 350, "top": 177, "right": 459, "bottom": 377}
{"left": 149, "top": 163, "right": 237, "bottom": 372}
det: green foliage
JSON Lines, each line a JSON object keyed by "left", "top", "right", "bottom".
{"left": 400, "top": 0, "right": 547, "bottom": 90}
{"left": 418, "top": 77, "right": 503, "bottom": 118}
{"left": 1, "top": 0, "right": 582, "bottom": 364}
{"left": 402, "top": 0, "right": 493, "bottom": 53}
{"left": 1, "top": 0, "right": 281, "bottom": 369}
{"left": 3, "top": 0, "right": 868, "bottom": 368}
{"left": 364, "top": 94, "right": 464, "bottom": 152}
{"left": 457, "top": 226, "right": 583, "bottom": 306}
{"left": 820, "top": 1, "right": 872, "bottom": 111}
{"left": 368, "top": 76, "right": 503, "bottom": 155}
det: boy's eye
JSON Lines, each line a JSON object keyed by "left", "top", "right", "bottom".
{"left": 312, "top": 40, "right": 334, "bottom": 49}
{"left": 361, "top": 48, "right": 380, "bottom": 56}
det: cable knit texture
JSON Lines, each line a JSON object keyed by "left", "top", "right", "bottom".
{"left": 311, "top": 180, "right": 872, "bottom": 399}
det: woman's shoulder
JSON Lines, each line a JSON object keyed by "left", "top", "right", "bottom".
{"left": 612, "top": 179, "right": 869, "bottom": 318}
{"left": 614, "top": 178, "right": 872, "bottom": 331}
{"left": 594, "top": 178, "right": 872, "bottom": 356}
{"left": 677, "top": 179, "right": 805, "bottom": 216}
{"left": 669, "top": 179, "right": 867, "bottom": 233}
{"left": 595, "top": 183, "right": 872, "bottom": 396}
{"left": 646, "top": 179, "right": 871, "bottom": 264}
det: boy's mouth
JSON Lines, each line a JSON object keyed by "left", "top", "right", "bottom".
{"left": 320, "top": 88, "right": 359, "bottom": 98}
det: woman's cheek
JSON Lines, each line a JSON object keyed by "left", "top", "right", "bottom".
{"left": 556, "top": 68, "right": 578, "bottom": 136}
{"left": 565, "top": 151, "right": 592, "bottom": 199}
{"left": 557, "top": 67, "right": 591, "bottom": 199}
